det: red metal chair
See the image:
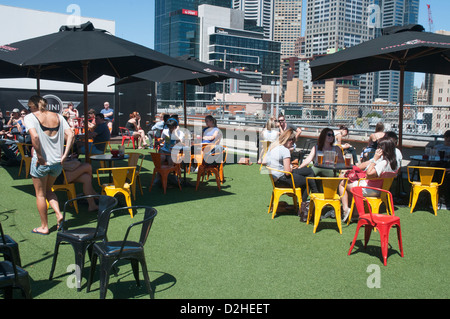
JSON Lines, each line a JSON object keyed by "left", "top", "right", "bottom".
{"left": 348, "top": 186, "right": 404, "bottom": 266}
{"left": 119, "top": 127, "right": 136, "bottom": 149}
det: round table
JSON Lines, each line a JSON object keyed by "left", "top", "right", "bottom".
{"left": 314, "top": 162, "right": 353, "bottom": 176}
{"left": 90, "top": 154, "right": 129, "bottom": 182}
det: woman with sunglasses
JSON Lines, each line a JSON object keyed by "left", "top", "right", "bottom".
{"left": 339, "top": 136, "right": 398, "bottom": 222}
{"left": 265, "top": 128, "right": 318, "bottom": 220}
{"left": 298, "top": 127, "right": 345, "bottom": 177}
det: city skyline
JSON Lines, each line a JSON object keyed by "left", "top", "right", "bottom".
{"left": 1, "top": 0, "right": 449, "bottom": 87}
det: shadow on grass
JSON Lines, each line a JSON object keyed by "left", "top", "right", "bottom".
{"left": 348, "top": 239, "right": 403, "bottom": 265}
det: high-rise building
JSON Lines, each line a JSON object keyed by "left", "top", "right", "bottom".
{"left": 232, "top": 0, "right": 274, "bottom": 39}
{"left": 304, "top": 0, "right": 375, "bottom": 104}
{"left": 154, "top": 0, "right": 232, "bottom": 101}
{"left": 273, "top": 0, "right": 303, "bottom": 58}
{"left": 375, "top": 0, "right": 419, "bottom": 105}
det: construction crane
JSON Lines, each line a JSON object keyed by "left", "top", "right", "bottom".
{"left": 427, "top": 4, "right": 434, "bottom": 32}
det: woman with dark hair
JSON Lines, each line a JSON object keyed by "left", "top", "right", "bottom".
{"left": 298, "top": 127, "right": 345, "bottom": 177}
{"left": 126, "top": 111, "right": 148, "bottom": 149}
{"left": 340, "top": 136, "right": 398, "bottom": 222}
{"left": 24, "top": 95, "right": 74, "bottom": 235}
{"left": 265, "top": 128, "right": 318, "bottom": 220}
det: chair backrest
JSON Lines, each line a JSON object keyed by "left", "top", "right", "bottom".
{"left": 266, "top": 167, "right": 297, "bottom": 190}
{"left": 351, "top": 186, "right": 395, "bottom": 223}
{"left": 97, "top": 167, "right": 136, "bottom": 188}
{"left": 107, "top": 206, "right": 158, "bottom": 257}
{"left": 306, "top": 177, "right": 347, "bottom": 199}
{"left": 203, "top": 145, "right": 226, "bottom": 165}
{"left": 119, "top": 127, "right": 131, "bottom": 136}
{"left": 127, "top": 152, "right": 144, "bottom": 174}
{"left": 150, "top": 152, "right": 162, "bottom": 169}
{"left": 362, "top": 171, "right": 397, "bottom": 190}
{"left": 17, "top": 143, "right": 31, "bottom": 158}
{"left": 408, "top": 166, "right": 446, "bottom": 186}
{"left": 60, "top": 195, "right": 118, "bottom": 232}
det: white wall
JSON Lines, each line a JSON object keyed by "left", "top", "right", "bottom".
{"left": 0, "top": 5, "right": 115, "bottom": 92}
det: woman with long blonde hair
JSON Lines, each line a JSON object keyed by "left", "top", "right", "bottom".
{"left": 24, "top": 95, "right": 74, "bottom": 235}
{"left": 265, "top": 129, "right": 317, "bottom": 221}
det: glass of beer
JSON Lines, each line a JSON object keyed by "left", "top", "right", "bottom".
{"left": 317, "top": 151, "right": 324, "bottom": 165}
{"left": 345, "top": 153, "right": 352, "bottom": 166}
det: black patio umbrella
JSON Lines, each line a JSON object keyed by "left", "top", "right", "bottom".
{"left": 113, "top": 55, "right": 251, "bottom": 128}
{"left": 309, "top": 24, "right": 450, "bottom": 148}
{"left": 0, "top": 22, "right": 207, "bottom": 160}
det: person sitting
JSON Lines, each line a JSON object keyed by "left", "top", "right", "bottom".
{"left": 334, "top": 125, "right": 358, "bottom": 165}
{"left": 87, "top": 108, "right": 96, "bottom": 132}
{"left": 434, "top": 130, "right": 450, "bottom": 158}
{"left": 57, "top": 158, "right": 99, "bottom": 211}
{"left": 298, "top": 127, "right": 345, "bottom": 177}
{"left": 62, "top": 102, "right": 79, "bottom": 129}
{"left": 76, "top": 113, "right": 110, "bottom": 155}
{"left": 259, "top": 117, "right": 279, "bottom": 164}
{"left": 265, "top": 128, "right": 318, "bottom": 221}
{"left": 385, "top": 131, "right": 403, "bottom": 169}
{"left": 339, "top": 137, "right": 398, "bottom": 222}
{"left": 7, "top": 108, "right": 21, "bottom": 127}
{"left": 202, "top": 115, "right": 222, "bottom": 145}
{"left": 160, "top": 118, "right": 184, "bottom": 166}
{"left": 361, "top": 122, "right": 385, "bottom": 162}
{"left": 125, "top": 111, "right": 148, "bottom": 149}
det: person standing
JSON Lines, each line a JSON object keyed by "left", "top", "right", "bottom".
{"left": 24, "top": 95, "right": 74, "bottom": 235}
{"left": 101, "top": 101, "right": 114, "bottom": 132}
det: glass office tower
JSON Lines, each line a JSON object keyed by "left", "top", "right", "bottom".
{"left": 155, "top": 0, "right": 232, "bottom": 102}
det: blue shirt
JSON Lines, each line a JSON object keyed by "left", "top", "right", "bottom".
{"left": 100, "top": 108, "right": 114, "bottom": 121}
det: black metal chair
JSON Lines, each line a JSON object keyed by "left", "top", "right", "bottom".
{"left": 87, "top": 206, "right": 157, "bottom": 299}
{"left": 0, "top": 222, "right": 21, "bottom": 267}
{"left": 49, "top": 195, "right": 118, "bottom": 292}
{"left": 0, "top": 245, "right": 32, "bottom": 299}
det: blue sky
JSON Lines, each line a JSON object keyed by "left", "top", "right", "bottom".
{"left": 2, "top": 0, "right": 449, "bottom": 49}
{"left": 1, "top": 0, "right": 449, "bottom": 86}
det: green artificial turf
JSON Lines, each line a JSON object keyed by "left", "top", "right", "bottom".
{"left": 1, "top": 147, "right": 450, "bottom": 299}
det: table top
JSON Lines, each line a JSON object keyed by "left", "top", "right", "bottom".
{"left": 314, "top": 162, "right": 353, "bottom": 170}
{"left": 90, "top": 154, "right": 129, "bottom": 161}
{"left": 410, "top": 155, "right": 447, "bottom": 163}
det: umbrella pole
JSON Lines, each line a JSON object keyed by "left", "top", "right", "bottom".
{"left": 183, "top": 81, "right": 187, "bottom": 129}
{"left": 398, "top": 63, "right": 405, "bottom": 150}
{"left": 82, "top": 61, "right": 90, "bottom": 162}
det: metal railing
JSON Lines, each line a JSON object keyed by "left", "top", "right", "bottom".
{"left": 157, "top": 100, "right": 450, "bottom": 144}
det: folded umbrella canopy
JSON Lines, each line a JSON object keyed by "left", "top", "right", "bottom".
{"left": 0, "top": 21, "right": 207, "bottom": 160}
{"left": 309, "top": 24, "right": 450, "bottom": 148}
{"left": 113, "top": 55, "right": 251, "bottom": 127}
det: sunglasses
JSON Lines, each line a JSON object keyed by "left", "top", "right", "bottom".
{"left": 327, "top": 133, "right": 334, "bottom": 137}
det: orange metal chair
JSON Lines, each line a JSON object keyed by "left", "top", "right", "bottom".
{"left": 50, "top": 169, "right": 79, "bottom": 214}
{"left": 266, "top": 167, "right": 302, "bottom": 219}
{"left": 126, "top": 152, "right": 145, "bottom": 199}
{"left": 17, "top": 143, "right": 32, "bottom": 178}
{"left": 407, "top": 166, "right": 446, "bottom": 215}
{"left": 196, "top": 146, "right": 227, "bottom": 191}
{"left": 149, "top": 152, "right": 181, "bottom": 194}
{"left": 96, "top": 167, "right": 136, "bottom": 217}
{"left": 347, "top": 172, "right": 397, "bottom": 224}
{"left": 348, "top": 186, "right": 404, "bottom": 266}
{"left": 119, "top": 127, "right": 137, "bottom": 149}
{"left": 306, "top": 177, "right": 348, "bottom": 234}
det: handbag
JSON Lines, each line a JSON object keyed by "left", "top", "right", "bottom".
{"left": 344, "top": 165, "right": 366, "bottom": 183}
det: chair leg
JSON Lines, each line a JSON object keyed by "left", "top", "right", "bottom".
{"left": 271, "top": 193, "right": 281, "bottom": 219}
{"left": 267, "top": 193, "right": 274, "bottom": 215}
{"left": 409, "top": 188, "right": 420, "bottom": 213}
{"left": 430, "top": 189, "right": 438, "bottom": 216}
{"left": 49, "top": 240, "right": 61, "bottom": 280}
{"left": 396, "top": 225, "right": 404, "bottom": 258}
{"left": 348, "top": 223, "right": 363, "bottom": 255}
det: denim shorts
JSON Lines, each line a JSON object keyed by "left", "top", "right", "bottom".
{"left": 30, "top": 157, "right": 62, "bottom": 179}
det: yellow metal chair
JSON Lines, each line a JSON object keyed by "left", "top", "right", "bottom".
{"left": 259, "top": 141, "right": 272, "bottom": 171}
{"left": 49, "top": 169, "right": 79, "bottom": 214}
{"left": 266, "top": 167, "right": 302, "bottom": 219}
{"left": 306, "top": 177, "right": 348, "bottom": 234}
{"left": 126, "top": 152, "right": 145, "bottom": 199}
{"left": 347, "top": 172, "right": 397, "bottom": 225}
{"left": 96, "top": 167, "right": 136, "bottom": 217}
{"left": 17, "top": 143, "right": 32, "bottom": 178}
{"left": 407, "top": 166, "right": 446, "bottom": 215}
